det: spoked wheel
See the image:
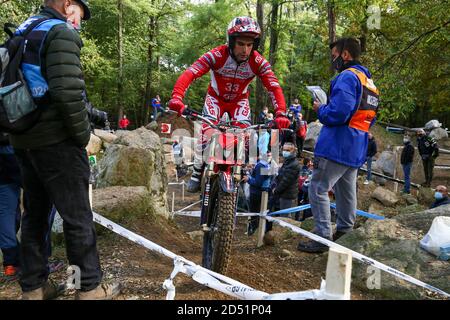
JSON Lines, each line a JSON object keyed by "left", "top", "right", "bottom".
{"left": 202, "top": 177, "right": 236, "bottom": 274}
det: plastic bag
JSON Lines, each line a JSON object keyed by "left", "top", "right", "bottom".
{"left": 420, "top": 216, "right": 450, "bottom": 257}
{"left": 424, "top": 120, "right": 442, "bottom": 130}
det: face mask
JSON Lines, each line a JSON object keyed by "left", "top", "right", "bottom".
{"left": 282, "top": 151, "right": 291, "bottom": 158}
{"left": 403, "top": 139, "right": 409, "bottom": 144}
{"left": 332, "top": 55, "right": 344, "bottom": 71}
{"left": 435, "top": 192, "right": 444, "bottom": 200}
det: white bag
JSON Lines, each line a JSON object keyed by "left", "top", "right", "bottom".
{"left": 419, "top": 216, "right": 450, "bottom": 257}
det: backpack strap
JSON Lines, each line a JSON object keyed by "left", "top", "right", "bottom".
{"left": 15, "top": 16, "right": 50, "bottom": 38}
{"left": 3, "top": 23, "right": 17, "bottom": 39}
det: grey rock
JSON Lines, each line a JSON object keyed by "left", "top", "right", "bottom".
{"left": 337, "top": 204, "right": 450, "bottom": 299}
{"left": 96, "top": 128, "right": 168, "bottom": 219}
{"left": 187, "top": 230, "right": 204, "bottom": 242}
{"left": 372, "top": 187, "right": 399, "bottom": 207}
{"left": 304, "top": 121, "right": 323, "bottom": 150}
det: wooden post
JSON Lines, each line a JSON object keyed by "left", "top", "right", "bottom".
{"left": 89, "top": 184, "right": 93, "bottom": 208}
{"left": 324, "top": 248, "right": 352, "bottom": 300}
{"left": 171, "top": 192, "right": 175, "bottom": 213}
{"left": 256, "top": 191, "right": 269, "bottom": 248}
{"left": 182, "top": 182, "right": 185, "bottom": 201}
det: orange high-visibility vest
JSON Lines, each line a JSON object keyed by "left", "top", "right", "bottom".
{"left": 347, "top": 68, "right": 380, "bottom": 132}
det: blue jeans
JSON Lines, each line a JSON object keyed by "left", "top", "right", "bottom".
{"left": 0, "top": 183, "right": 21, "bottom": 266}
{"left": 153, "top": 107, "right": 164, "bottom": 121}
{"left": 366, "top": 156, "right": 373, "bottom": 181}
{"left": 402, "top": 163, "right": 412, "bottom": 193}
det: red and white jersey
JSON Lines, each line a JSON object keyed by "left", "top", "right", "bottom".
{"left": 172, "top": 45, "right": 286, "bottom": 114}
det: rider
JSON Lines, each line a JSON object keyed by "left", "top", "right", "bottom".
{"left": 168, "top": 16, "right": 290, "bottom": 192}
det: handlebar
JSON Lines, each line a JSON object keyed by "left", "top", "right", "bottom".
{"left": 167, "top": 108, "right": 272, "bottom": 132}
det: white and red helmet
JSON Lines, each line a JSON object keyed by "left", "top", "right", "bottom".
{"left": 227, "top": 16, "right": 261, "bottom": 51}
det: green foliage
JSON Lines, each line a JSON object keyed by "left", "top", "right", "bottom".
{"left": 1, "top": 0, "right": 449, "bottom": 127}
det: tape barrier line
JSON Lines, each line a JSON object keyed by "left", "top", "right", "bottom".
{"left": 329, "top": 203, "right": 385, "bottom": 220}
{"left": 92, "top": 211, "right": 272, "bottom": 299}
{"left": 268, "top": 204, "right": 385, "bottom": 220}
{"left": 172, "top": 211, "right": 262, "bottom": 218}
{"left": 266, "top": 216, "right": 450, "bottom": 298}
{"left": 92, "top": 211, "right": 345, "bottom": 300}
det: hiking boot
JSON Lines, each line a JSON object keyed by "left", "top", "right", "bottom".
{"left": 75, "top": 282, "right": 122, "bottom": 300}
{"left": 186, "top": 178, "right": 201, "bottom": 193}
{"left": 22, "top": 281, "right": 66, "bottom": 300}
{"left": 246, "top": 217, "right": 259, "bottom": 236}
{"left": 297, "top": 240, "right": 329, "bottom": 253}
{"left": 333, "top": 230, "right": 347, "bottom": 241}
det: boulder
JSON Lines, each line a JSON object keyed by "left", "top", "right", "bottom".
{"left": 92, "top": 186, "right": 160, "bottom": 220}
{"left": 338, "top": 205, "right": 450, "bottom": 299}
{"left": 145, "top": 121, "right": 159, "bottom": 132}
{"left": 304, "top": 121, "right": 323, "bottom": 150}
{"left": 96, "top": 128, "right": 168, "bottom": 219}
{"left": 372, "top": 151, "right": 395, "bottom": 177}
{"left": 86, "top": 133, "right": 102, "bottom": 155}
{"left": 94, "top": 129, "right": 118, "bottom": 144}
{"left": 429, "top": 128, "right": 448, "bottom": 141}
{"left": 372, "top": 187, "right": 399, "bottom": 207}
{"left": 417, "top": 187, "right": 435, "bottom": 206}
{"left": 373, "top": 176, "right": 387, "bottom": 186}
{"left": 402, "top": 193, "right": 418, "bottom": 205}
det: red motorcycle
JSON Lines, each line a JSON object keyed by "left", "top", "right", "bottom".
{"left": 177, "top": 108, "right": 269, "bottom": 274}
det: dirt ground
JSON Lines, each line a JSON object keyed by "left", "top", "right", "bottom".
{"left": 0, "top": 163, "right": 376, "bottom": 301}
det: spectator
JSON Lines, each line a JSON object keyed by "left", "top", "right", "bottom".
{"left": 0, "top": 134, "right": 22, "bottom": 280}
{"left": 119, "top": 115, "right": 130, "bottom": 130}
{"left": 298, "top": 38, "right": 379, "bottom": 253}
{"left": 430, "top": 186, "right": 450, "bottom": 209}
{"left": 289, "top": 98, "right": 302, "bottom": 118}
{"left": 172, "top": 138, "right": 184, "bottom": 166}
{"left": 401, "top": 135, "right": 415, "bottom": 194}
{"left": 258, "top": 106, "right": 269, "bottom": 124}
{"left": 242, "top": 152, "right": 272, "bottom": 235}
{"left": 417, "top": 129, "right": 439, "bottom": 187}
{"left": 294, "top": 113, "right": 308, "bottom": 157}
{"left": 152, "top": 95, "right": 164, "bottom": 121}
{"left": 10, "top": 0, "right": 120, "bottom": 300}
{"left": 267, "top": 113, "right": 274, "bottom": 122}
{"left": 364, "top": 133, "right": 377, "bottom": 184}
{"left": 273, "top": 143, "right": 301, "bottom": 210}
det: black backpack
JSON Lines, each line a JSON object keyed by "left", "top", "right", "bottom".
{"left": 0, "top": 18, "right": 48, "bottom": 134}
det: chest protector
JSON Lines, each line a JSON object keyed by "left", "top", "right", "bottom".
{"left": 15, "top": 17, "right": 67, "bottom": 103}
{"left": 346, "top": 68, "right": 380, "bottom": 132}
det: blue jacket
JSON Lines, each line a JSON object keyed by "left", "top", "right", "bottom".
{"left": 248, "top": 160, "right": 271, "bottom": 194}
{"left": 152, "top": 98, "right": 161, "bottom": 110}
{"left": 314, "top": 64, "right": 375, "bottom": 168}
{"left": 289, "top": 104, "right": 302, "bottom": 116}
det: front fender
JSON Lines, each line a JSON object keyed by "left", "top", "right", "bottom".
{"left": 218, "top": 171, "right": 235, "bottom": 193}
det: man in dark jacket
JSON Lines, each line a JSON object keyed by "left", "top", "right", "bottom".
{"left": 299, "top": 38, "right": 379, "bottom": 253}
{"left": 364, "top": 133, "right": 377, "bottom": 184}
{"left": 401, "top": 135, "right": 415, "bottom": 194}
{"left": 273, "top": 143, "right": 301, "bottom": 209}
{"left": 430, "top": 186, "right": 450, "bottom": 208}
{"left": 11, "top": 0, "right": 120, "bottom": 300}
{"left": 417, "top": 129, "right": 439, "bottom": 187}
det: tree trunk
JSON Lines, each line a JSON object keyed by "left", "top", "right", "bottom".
{"left": 143, "top": 11, "right": 157, "bottom": 125}
{"left": 117, "top": 0, "right": 124, "bottom": 124}
{"left": 327, "top": 0, "right": 336, "bottom": 74}
{"left": 268, "top": 1, "right": 279, "bottom": 68}
{"left": 255, "top": 0, "right": 266, "bottom": 117}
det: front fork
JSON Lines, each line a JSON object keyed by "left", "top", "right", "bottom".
{"left": 200, "top": 134, "right": 245, "bottom": 229}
